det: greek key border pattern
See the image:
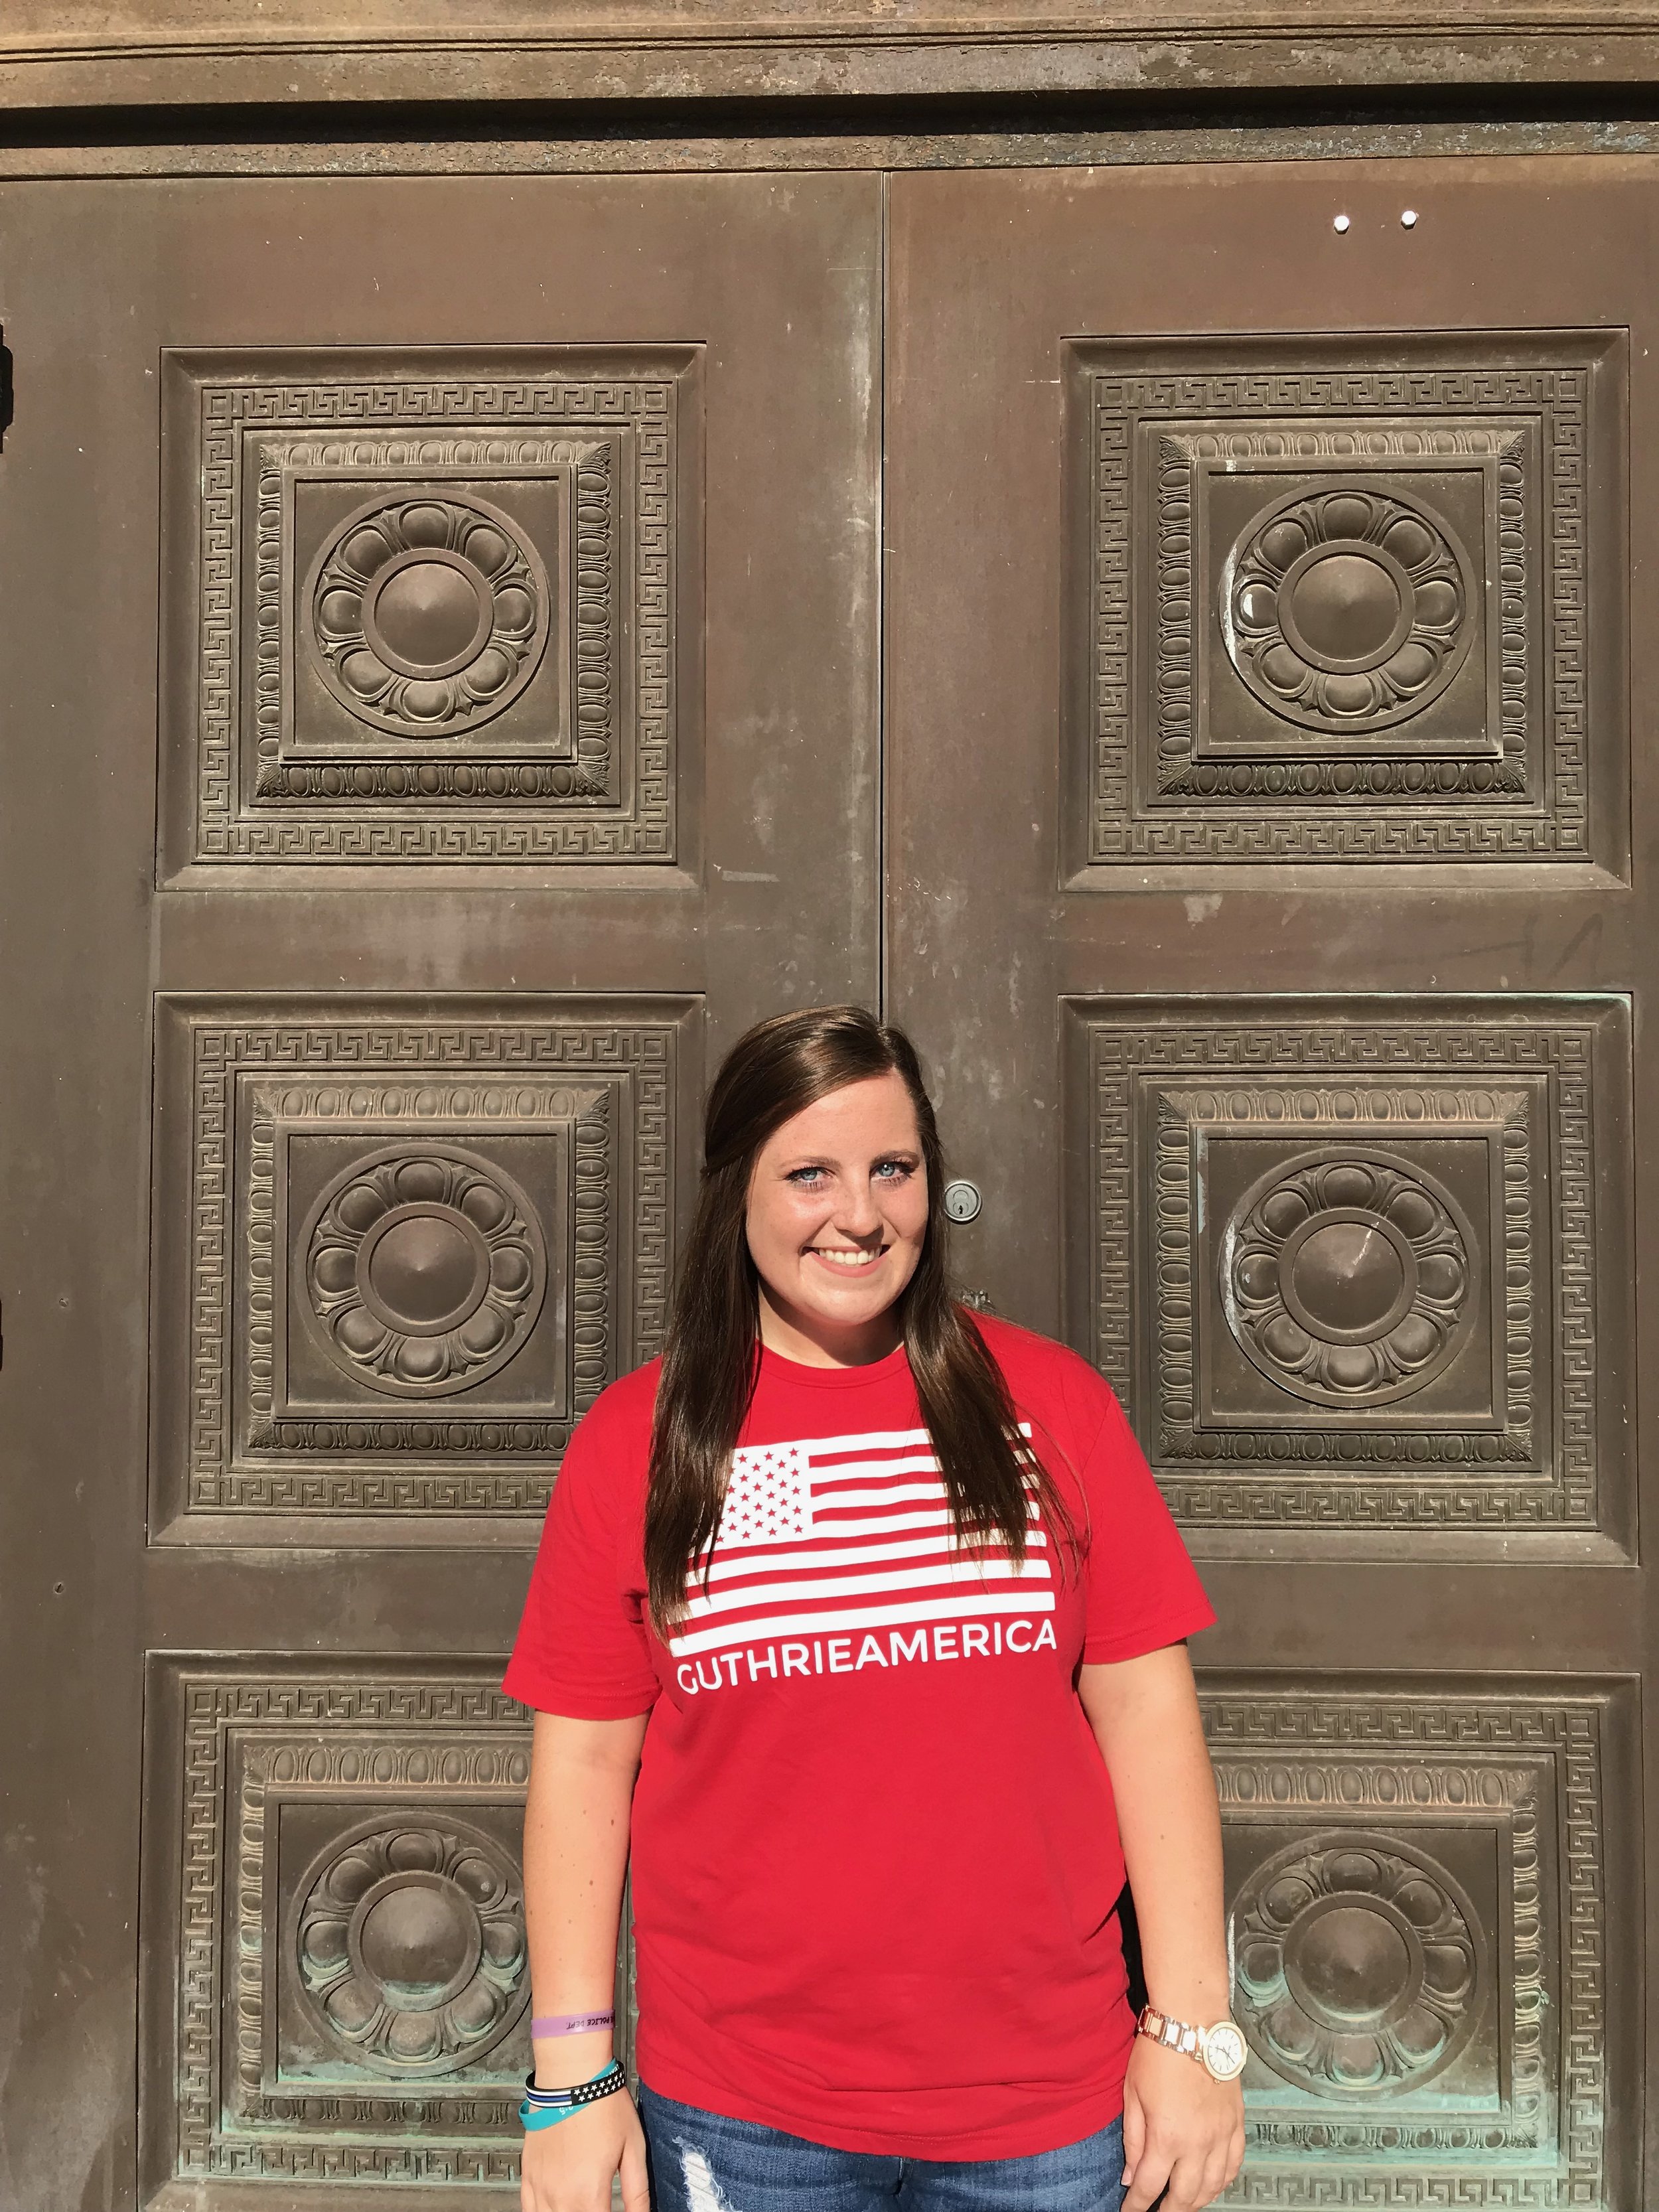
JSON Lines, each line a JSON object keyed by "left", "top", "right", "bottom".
{"left": 1088, "top": 362, "right": 1591, "bottom": 861}
{"left": 192, "top": 372, "right": 675, "bottom": 862}
{"left": 1085, "top": 1013, "right": 1601, "bottom": 1528}
{"left": 254, "top": 430, "right": 614, "bottom": 805}
{"left": 180, "top": 1011, "right": 674, "bottom": 1514}
{"left": 174, "top": 1667, "right": 533, "bottom": 2183}
{"left": 1151, "top": 1083, "right": 1536, "bottom": 1468}
{"left": 1200, "top": 1684, "right": 1605, "bottom": 2207}
{"left": 1151, "top": 424, "right": 1530, "bottom": 802}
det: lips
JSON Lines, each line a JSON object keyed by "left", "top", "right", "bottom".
{"left": 807, "top": 1246, "right": 887, "bottom": 1271}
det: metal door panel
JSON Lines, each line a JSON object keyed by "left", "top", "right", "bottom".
{"left": 886, "top": 158, "right": 1649, "bottom": 2207}
{"left": 0, "top": 171, "right": 879, "bottom": 2208}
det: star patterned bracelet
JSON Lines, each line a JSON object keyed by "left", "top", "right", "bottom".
{"left": 520, "top": 2060, "right": 627, "bottom": 2133}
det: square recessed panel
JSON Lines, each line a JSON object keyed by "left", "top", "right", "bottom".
{"left": 1064, "top": 997, "right": 1631, "bottom": 1548}
{"left": 161, "top": 347, "right": 698, "bottom": 867}
{"left": 1194, "top": 1122, "right": 1512, "bottom": 1431}
{"left": 271, "top": 1796, "right": 528, "bottom": 2090}
{"left": 1200, "top": 1675, "right": 1630, "bottom": 2206}
{"left": 273, "top": 1124, "right": 573, "bottom": 1423}
{"left": 151, "top": 996, "right": 697, "bottom": 1539}
{"left": 1193, "top": 454, "right": 1510, "bottom": 765}
{"left": 1224, "top": 1818, "right": 1504, "bottom": 2106}
{"left": 282, "top": 470, "right": 574, "bottom": 765}
{"left": 141, "top": 1658, "right": 639, "bottom": 2198}
{"left": 1067, "top": 332, "right": 1626, "bottom": 867}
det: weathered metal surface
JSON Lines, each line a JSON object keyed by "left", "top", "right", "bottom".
{"left": 0, "top": 171, "right": 879, "bottom": 2209}
{"left": 885, "top": 158, "right": 1650, "bottom": 2205}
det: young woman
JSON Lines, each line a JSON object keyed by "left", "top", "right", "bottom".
{"left": 506, "top": 1007, "right": 1245, "bottom": 2212}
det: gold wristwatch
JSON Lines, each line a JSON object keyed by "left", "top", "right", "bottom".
{"left": 1135, "top": 2005, "right": 1248, "bottom": 2083}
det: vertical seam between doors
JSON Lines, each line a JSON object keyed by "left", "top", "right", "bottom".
{"left": 877, "top": 167, "right": 889, "bottom": 1023}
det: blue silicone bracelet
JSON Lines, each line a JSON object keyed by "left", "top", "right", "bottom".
{"left": 521, "top": 2101, "right": 581, "bottom": 2134}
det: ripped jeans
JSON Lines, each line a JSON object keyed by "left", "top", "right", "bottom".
{"left": 638, "top": 2085, "right": 1127, "bottom": 2212}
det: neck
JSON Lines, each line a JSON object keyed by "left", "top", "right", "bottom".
{"left": 756, "top": 1285, "right": 904, "bottom": 1369}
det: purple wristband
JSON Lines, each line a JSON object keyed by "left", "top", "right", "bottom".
{"left": 532, "top": 2011, "right": 614, "bottom": 2038}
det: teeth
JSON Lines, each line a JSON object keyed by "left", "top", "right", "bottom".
{"left": 812, "top": 1247, "right": 881, "bottom": 1268}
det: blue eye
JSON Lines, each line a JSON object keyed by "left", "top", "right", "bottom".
{"left": 873, "top": 1159, "right": 914, "bottom": 1182}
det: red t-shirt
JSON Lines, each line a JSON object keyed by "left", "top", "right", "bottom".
{"left": 503, "top": 1314, "right": 1215, "bottom": 2160}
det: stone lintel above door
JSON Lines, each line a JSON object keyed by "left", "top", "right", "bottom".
{"left": 9, "top": 7, "right": 1659, "bottom": 116}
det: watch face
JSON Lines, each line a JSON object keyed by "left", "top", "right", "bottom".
{"left": 1202, "top": 2022, "right": 1248, "bottom": 2081}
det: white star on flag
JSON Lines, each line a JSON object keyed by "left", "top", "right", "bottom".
{"left": 717, "top": 1442, "right": 814, "bottom": 1548}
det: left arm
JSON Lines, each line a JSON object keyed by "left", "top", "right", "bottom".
{"left": 1078, "top": 1644, "right": 1245, "bottom": 2212}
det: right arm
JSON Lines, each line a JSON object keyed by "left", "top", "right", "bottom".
{"left": 520, "top": 1708, "right": 652, "bottom": 2212}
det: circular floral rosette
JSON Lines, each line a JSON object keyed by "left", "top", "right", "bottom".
{"left": 1232, "top": 1831, "right": 1486, "bottom": 2099}
{"left": 295, "top": 1819, "right": 528, "bottom": 2077}
{"left": 305, "top": 491, "right": 549, "bottom": 735}
{"left": 1223, "top": 484, "right": 1474, "bottom": 731}
{"left": 301, "top": 1145, "right": 546, "bottom": 1398}
{"left": 1222, "top": 1150, "right": 1477, "bottom": 1408}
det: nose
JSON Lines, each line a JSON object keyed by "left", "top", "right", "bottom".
{"left": 833, "top": 1179, "right": 883, "bottom": 1240}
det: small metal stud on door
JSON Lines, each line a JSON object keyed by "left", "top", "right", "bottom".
{"left": 943, "top": 1180, "right": 982, "bottom": 1224}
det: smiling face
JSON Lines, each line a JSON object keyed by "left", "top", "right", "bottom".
{"left": 745, "top": 1069, "right": 931, "bottom": 1367}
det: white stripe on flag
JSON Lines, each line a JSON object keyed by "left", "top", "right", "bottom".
{"left": 684, "top": 1552, "right": 1050, "bottom": 1620}
{"left": 808, "top": 1454, "right": 950, "bottom": 1487}
{"left": 810, "top": 1481, "right": 988, "bottom": 1511}
{"left": 697, "top": 1505, "right": 1041, "bottom": 1558}
{"left": 698, "top": 1527, "right": 1048, "bottom": 1585}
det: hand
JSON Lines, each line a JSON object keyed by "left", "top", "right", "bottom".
{"left": 1120, "top": 2034, "right": 1244, "bottom": 2212}
{"left": 521, "top": 2086, "right": 650, "bottom": 2212}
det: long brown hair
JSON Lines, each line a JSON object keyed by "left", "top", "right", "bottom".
{"left": 644, "top": 1005, "right": 1072, "bottom": 1633}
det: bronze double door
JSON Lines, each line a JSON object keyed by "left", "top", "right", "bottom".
{"left": 0, "top": 161, "right": 1647, "bottom": 2207}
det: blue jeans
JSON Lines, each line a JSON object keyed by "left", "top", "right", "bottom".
{"left": 638, "top": 2085, "right": 1127, "bottom": 2212}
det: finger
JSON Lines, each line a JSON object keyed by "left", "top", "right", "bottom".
{"left": 1119, "top": 2082, "right": 1146, "bottom": 2187}
{"left": 1173, "top": 2141, "right": 1238, "bottom": 2212}
{"left": 1156, "top": 2148, "right": 1208, "bottom": 2212}
{"left": 620, "top": 2130, "right": 651, "bottom": 2212}
{"left": 1120, "top": 2138, "right": 1172, "bottom": 2212}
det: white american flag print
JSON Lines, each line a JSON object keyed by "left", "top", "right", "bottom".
{"left": 669, "top": 1424, "right": 1052, "bottom": 1658}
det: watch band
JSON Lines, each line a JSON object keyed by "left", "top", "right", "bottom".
{"left": 1135, "top": 2005, "right": 1248, "bottom": 2083}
